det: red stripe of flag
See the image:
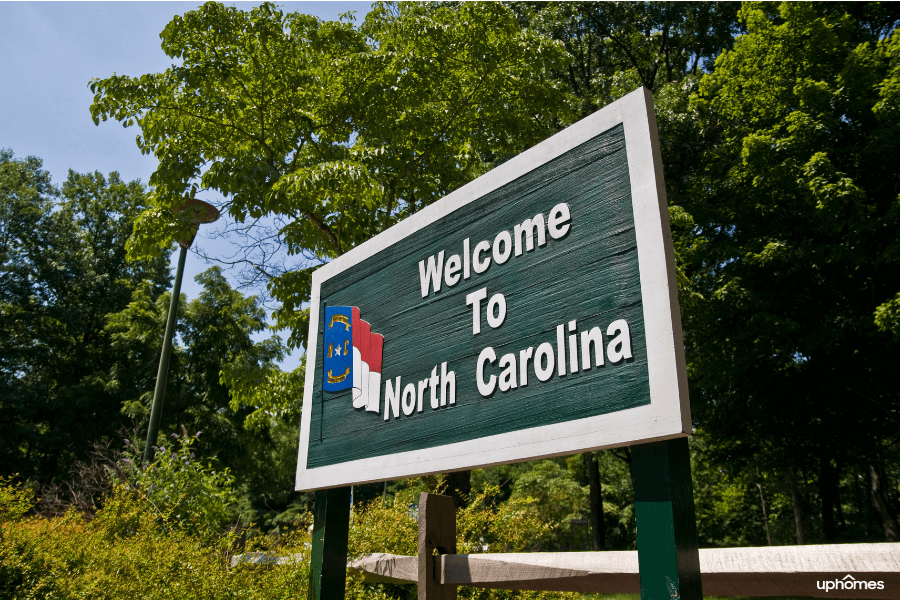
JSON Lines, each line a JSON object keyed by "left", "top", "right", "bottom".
{"left": 369, "top": 333, "right": 383, "bottom": 374}
{"left": 359, "top": 320, "right": 371, "bottom": 364}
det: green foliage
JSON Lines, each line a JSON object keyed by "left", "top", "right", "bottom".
{"left": 112, "top": 434, "right": 236, "bottom": 541}
{"left": 348, "top": 481, "right": 581, "bottom": 600}
{"left": 7, "top": 0, "right": 900, "bottom": 574}
{"left": 875, "top": 291, "right": 900, "bottom": 338}
{"left": 0, "top": 150, "right": 171, "bottom": 485}
{"left": 516, "top": 2, "right": 741, "bottom": 117}
{"left": 472, "top": 451, "right": 637, "bottom": 552}
{"left": 103, "top": 266, "right": 302, "bottom": 528}
{"left": 0, "top": 476, "right": 33, "bottom": 527}
{"left": 0, "top": 474, "right": 582, "bottom": 600}
{"left": 221, "top": 348, "right": 304, "bottom": 432}
{"left": 1, "top": 148, "right": 300, "bottom": 526}
{"left": 510, "top": 460, "right": 589, "bottom": 550}
{"left": 89, "top": 1, "right": 573, "bottom": 349}
{"left": 0, "top": 478, "right": 311, "bottom": 600}
{"left": 676, "top": 2, "right": 900, "bottom": 542}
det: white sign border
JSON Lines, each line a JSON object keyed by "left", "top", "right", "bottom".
{"left": 296, "top": 88, "right": 690, "bottom": 491}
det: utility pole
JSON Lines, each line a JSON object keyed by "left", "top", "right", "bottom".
{"left": 142, "top": 199, "right": 219, "bottom": 466}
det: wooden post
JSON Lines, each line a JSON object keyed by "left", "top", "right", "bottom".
{"left": 419, "top": 492, "right": 457, "bottom": 600}
{"left": 631, "top": 438, "right": 702, "bottom": 600}
{"left": 309, "top": 486, "right": 351, "bottom": 600}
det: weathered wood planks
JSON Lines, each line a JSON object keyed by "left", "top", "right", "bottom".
{"left": 350, "top": 544, "right": 900, "bottom": 598}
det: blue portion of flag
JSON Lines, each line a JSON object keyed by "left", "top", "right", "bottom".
{"left": 323, "top": 306, "right": 353, "bottom": 392}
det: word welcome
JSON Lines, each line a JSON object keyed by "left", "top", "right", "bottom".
{"left": 418, "top": 203, "right": 571, "bottom": 298}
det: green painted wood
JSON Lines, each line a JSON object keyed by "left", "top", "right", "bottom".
{"left": 309, "top": 124, "right": 649, "bottom": 469}
{"left": 632, "top": 438, "right": 702, "bottom": 600}
{"left": 308, "top": 486, "right": 351, "bottom": 600}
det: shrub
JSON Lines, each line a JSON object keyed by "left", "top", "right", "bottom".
{"left": 347, "top": 480, "right": 578, "bottom": 600}
{"left": 1, "top": 472, "right": 586, "bottom": 600}
{"left": 112, "top": 432, "right": 237, "bottom": 541}
{"left": 0, "top": 478, "right": 311, "bottom": 600}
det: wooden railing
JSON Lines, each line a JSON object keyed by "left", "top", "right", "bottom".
{"left": 230, "top": 492, "right": 900, "bottom": 599}
{"left": 350, "top": 493, "right": 900, "bottom": 599}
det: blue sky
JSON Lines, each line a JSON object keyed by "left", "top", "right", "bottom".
{"left": 1, "top": 1, "right": 372, "bottom": 370}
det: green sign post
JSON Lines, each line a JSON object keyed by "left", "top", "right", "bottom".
{"left": 298, "top": 88, "right": 699, "bottom": 600}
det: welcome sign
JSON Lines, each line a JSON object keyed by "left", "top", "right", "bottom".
{"left": 296, "top": 88, "right": 689, "bottom": 491}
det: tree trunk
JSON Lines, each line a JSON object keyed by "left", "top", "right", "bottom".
{"left": 836, "top": 488, "right": 847, "bottom": 529}
{"left": 756, "top": 468, "right": 772, "bottom": 546}
{"left": 445, "top": 470, "right": 471, "bottom": 510}
{"left": 819, "top": 453, "right": 838, "bottom": 542}
{"left": 583, "top": 451, "right": 605, "bottom": 550}
{"left": 834, "top": 459, "right": 847, "bottom": 529}
{"left": 786, "top": 465, "right": 807, "bottom": 544}
{"left": 869, "top": 459, "right": 898, "bottom": 541}
{"left": 864, "top": 467, "right": 878, "bottom": 538}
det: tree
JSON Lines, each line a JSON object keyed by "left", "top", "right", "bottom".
{"left": 106, "top": 266, "right": 302, "bottom": 523}
{"left": 0, "top": 151, "right": 170, "bottom": 484}
{"left": 514, "top": 2, "right": 741, "bottom": 119}
{"left": 680, "top": 2, "right": 900, "bottom": 542}
{"left": 89, "top": 1, "right": 573, "bottom": 349}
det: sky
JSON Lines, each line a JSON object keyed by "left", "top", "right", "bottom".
{"left": 0, "top": 1, "right": 372, "bottom": 370}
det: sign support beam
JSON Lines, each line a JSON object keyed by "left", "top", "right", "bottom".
{"left": 308, "top": 486, "right": 351, "bottom": 600}
{"left": 632, "top": 437, "right": 702, "bottom": 600}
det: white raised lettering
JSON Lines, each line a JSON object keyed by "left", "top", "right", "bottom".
{"left": 519, "top": 346, "right": 534, "bottom": 387}
{"left": 498, "top": 353, "right": 517, "bottom": 391}
{"left": 418, "top": 250, "right": 445, "bottom": 298}
{"left": 607, "top": 319, "right": 632, "bottom": 363}
{"left": 486, "top": 293, "right": 506, "bottom": 329}
{"left": 463, "top": 238, "right": 471, "bottom": 279}
{"left": 401, "top": 382, "right": 416, "bottom": 416}
{"left": 444, "top": 254, "right": 462, "bottom": 287}
{"left": 440, "top": 362, "right": 455, "bottom": 406}
{"left": 493, "top": 230, "right": 512, "bottom": 264}
{"left": 384, "top": 376, "right": 401, "bottom": 420}
{"left": 581, "top": 327, "right": 604, "bottom": 370}
{"left": 534, "top": 342, "right": 554, "bottom": 382}
{"left": 547, "top": 203, "right": 571, "bottom": 239}
{"left": 429, "top": 366, "right": 439, "bottom": 409}
{"left": 514, "top": 213, "right": 546, "bottom": 256}
{"left": 556, "top": 324, "right": 566, "bottom": 377}
{"left": 466, "top": 287, "right": 488, "bottom": 335}
{"left": 477, "top": 347, "right": 497, "bottom": 396}
{"left": 417, "top": 379, "right": 427, "bottom": 412}
{"left": 473, "top": 240, "right": 491, "bottom": 274}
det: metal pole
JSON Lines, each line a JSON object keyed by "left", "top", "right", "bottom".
{"left": 143, "top": 245, "right": 188, "bottom": 466}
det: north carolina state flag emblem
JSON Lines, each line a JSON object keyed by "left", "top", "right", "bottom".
{"left": 323, "top": 306, "right": 383, "bottom": 413}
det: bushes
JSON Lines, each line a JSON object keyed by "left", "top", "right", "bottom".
{"left": 0, "top": 480, "right": 310, "bottom": 600}
{"left": 347, "top": 482, "right": 581, "bottom": 600}
{"left": 112, "top": 433, "right": 237, "bottom": 542}
{"left": 1, "top": 474, "right": 587, "bottom": 600}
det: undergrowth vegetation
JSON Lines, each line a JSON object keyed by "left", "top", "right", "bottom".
{"left": 0, "top": 470, "right": 588, "bottom": 600}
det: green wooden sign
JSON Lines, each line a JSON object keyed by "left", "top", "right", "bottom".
{"left": 296, "top": 88, "right": 689, "bottom": 491}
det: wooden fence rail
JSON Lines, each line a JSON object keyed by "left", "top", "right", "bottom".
{"left": 351, "top": 493, "right": 900, "bottom": 600}
{"left": 231, "top": 492, "right": 900, "bottom": 599}
{"left": 351, "top": 545, "right": 900, "bottom": 599}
